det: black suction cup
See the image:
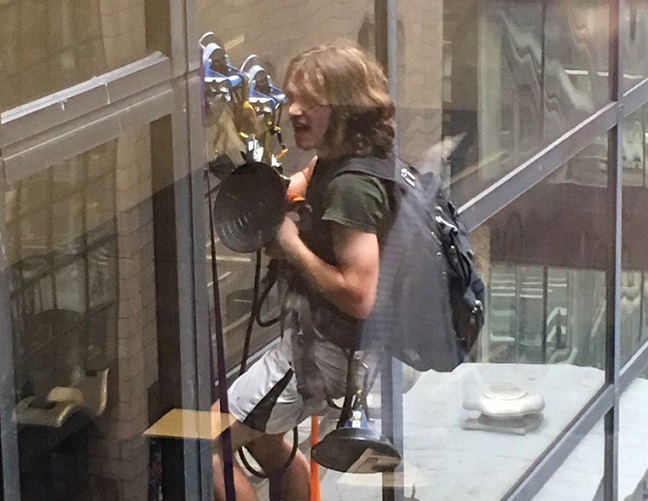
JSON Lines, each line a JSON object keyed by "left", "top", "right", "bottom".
{"left": 213, "top": 161, "right": 288, "bottom": 253}
{"left": 311, "top": 418, "right": 401, "bottom": 473}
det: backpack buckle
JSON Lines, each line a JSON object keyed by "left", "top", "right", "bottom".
{"left": 400, "top": 167, "right": 416, "bottom": 188}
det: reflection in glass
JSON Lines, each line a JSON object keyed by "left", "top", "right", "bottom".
{"left": 440, "top": 0, "right": 609, "bottom": 204}
{"left": 623, "top": 2, "right": 648, "bottom": 92}
{"left": 200, "top": 8, "right": 388, "bottom": 500}
{"left": 398, "top": 138, "right": 608, "bottom": 499}
{"left": 618, "top": 378, "right": 648, "bottom": 499}
{"left": 199, "top": 0, "right": 375, "bottom": 172}
{"left": 622, "top": 109, "right": 645, "bottom": 187}
{"left": 200, "top": 0, "right": 375, "bottom": 381}
{"left": 6, "top": 142, "right": 120, "bottom": 500}
{"left": 0, "top": 0, "right": 150, "bottom": 112}
{"left": 622, "top": 105, "right": 648, "bottom": 365}
{"left": 543, "top": 0, "right": 609, "bottom": 142}
{"left": 533, "top": 417, "right": 604, "bottom": 500}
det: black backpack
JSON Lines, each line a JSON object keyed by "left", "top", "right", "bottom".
{"left": 334, "top": 157, "right": 485, "bottom": 372}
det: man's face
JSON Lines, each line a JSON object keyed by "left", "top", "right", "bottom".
{"left": 285, "top": 82, "right": 333, "bottom": 156}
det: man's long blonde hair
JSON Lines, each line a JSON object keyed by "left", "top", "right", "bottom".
{"left": 284, "top": 41, "right": 395, "bottom": 158}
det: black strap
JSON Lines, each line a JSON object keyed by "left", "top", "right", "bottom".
{"left": 239, "top": 250, "right": 263, "bottom": 376}
{"left": 206, "top": 170, "right": 237, "bottom": 501}
{"left": 235, "top": 256, "right": 299, "bottom": 492}
{"left": 336, "top": 350, "right": 358, "bottom": 429}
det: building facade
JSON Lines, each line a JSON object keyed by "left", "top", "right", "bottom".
{"left": 0, "top": 0, "right": 647, "bottom": 500}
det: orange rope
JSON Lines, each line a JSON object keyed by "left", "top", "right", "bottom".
{"left": 310, "top": 415, "right": 321, "bottom": 501}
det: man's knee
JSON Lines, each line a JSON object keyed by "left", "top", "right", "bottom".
{"left": 245, "top": 433, "right": 296, "bottom": 471}
{"left": 212, "top": 417, "right": 261, "bottom": 456}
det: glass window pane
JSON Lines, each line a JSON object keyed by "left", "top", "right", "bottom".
{"left": 426, "top": 0, "right": 610, "bottom": 205}
{"left": 619, "top": 376, "right": 648, "bottom": 499}
{"left": 0, "top": 0, "right": 151, "bottom": 112}
{"left": 622, "top": 104, "right": 648, "bottom": 365}
{"left": 393, "top": 137, "right": 608, "bottom": 499}
{"left": 199, "top": 0, "right": 376, "bottom": 172}
{"left": 623, "top": 2, "right": 648, "bottom": 92}
{"left": 199, "top": 0, "right": 377, "bottom": 377}
{"left": 5, "top": 139, "right": 128, "bottom": 499}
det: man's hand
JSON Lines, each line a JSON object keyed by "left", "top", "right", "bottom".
{"left": 265, "top": 217, "right": 300, "bottom": 260}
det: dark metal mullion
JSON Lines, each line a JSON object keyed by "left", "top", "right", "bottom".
{"left": 377, "top": 0, "right": 404, "bottom": 500}
{"left": 185, "top": 73, "right": 217, "bottom": 500}
{"left": 82, "top": 155, "right": 91, "bottom": 369}
{"left": 180, "top": 2, "right": 222, "bottom": 497}
{"left": 168, "top": 80, "right": 206, "bottom": 501}
{"left": 638, "top": 271, "right": 645, "bottom": 347}
{"left": 48, "top": 171, "right": 58, "bottom": 311}
{"left": 604, "top": 0, "right": 623, "bottom": 497}
{"left": 604, "top": 123, "right": 622, "bottom": 501}
{"left": 542, "top": 266, "right": 549, "bottom": 363}
{"left": 0, "top": 165, "right": 20, "bottom": 501}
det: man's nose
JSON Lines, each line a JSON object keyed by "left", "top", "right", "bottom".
{"left": 288, "top": 100, "right": 302, "bottom": 117}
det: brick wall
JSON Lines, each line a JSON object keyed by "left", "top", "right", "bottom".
{"left": 89, "top": 124, "right": 157, "bottom": 501}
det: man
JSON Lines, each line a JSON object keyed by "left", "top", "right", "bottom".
{"left": 213, "top": 41, "right": 395, "bottom": 501}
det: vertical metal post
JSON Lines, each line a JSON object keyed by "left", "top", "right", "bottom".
{"left": 186, "top": 66, "right": 218, "bottom": 501}
{"left": 376, "top": 1, "right": 404, "bottom": 500}
{"left": 605, "top": 0, "right": 623, "bottom": 497}
{"left": 375, "top": 0, "right": 400, "bottom": 154}
{"left": 542, "top": 266, "right": 549, "bottom": 364}
{"left": 381, "top": 356, "right": 404, "bottom": 501}
{"left": 0, "top": 169, "right": 20, "bottom": 501}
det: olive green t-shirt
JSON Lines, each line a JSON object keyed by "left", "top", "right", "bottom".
{"left": 296, "top": 157, "right": 395, "bottom": 349}
{"left": 321, "top": 172, "right": 393, "bottom": 240}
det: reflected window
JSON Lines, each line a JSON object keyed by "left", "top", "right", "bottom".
{"left": 482, "top": 139, "right": 609, "bottom": 370}
{"left": 5, "top": 142, "right": 119, "bottom": 500}
{"left": 623, "top": 1, "right": 648, "bottom": 92}
{"left": 434, "top": 0, "right": 609, "bottom": 204}
{"left": 0, "top": 0, "right": 150, "bottom": 112}
{"left": 7, "top": 142, "right": 118, "bottom": 401}
{"left": 622, "top": 104, "right": 648, "bottom": 365}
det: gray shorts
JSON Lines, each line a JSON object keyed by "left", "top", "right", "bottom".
{"left": 228, "top": 328, "right": 350, "bottom": 435}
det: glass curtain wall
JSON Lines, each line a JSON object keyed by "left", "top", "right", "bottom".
{"left": 0, "top": 0, "right": 177, "bottom": 499}
{"left": 3, "top": 129, "right": 164, "bottom": 501}
{"left": 533, "top": 417, "right": 605, "bottom": 500}
{"left": 1, "top": 0, "right": 648, "bottom": 499}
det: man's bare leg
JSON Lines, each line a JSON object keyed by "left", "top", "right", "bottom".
{"left": 213, "top": 419, "right": 261, "bottom": 501}
{"left": 213, "top": 424, "right": 311, "bottom": 501}
{"left": 247, "top": 432, "right": 311, "bottom": 501}
{"left": 213, "top": 453, "right": 258, "bottom": 501}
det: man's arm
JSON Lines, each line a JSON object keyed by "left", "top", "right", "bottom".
{"left": 268, "top": 218, "right": 380, "bottom": 319}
